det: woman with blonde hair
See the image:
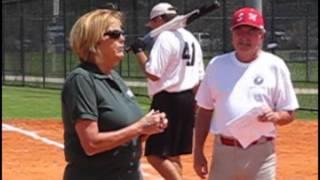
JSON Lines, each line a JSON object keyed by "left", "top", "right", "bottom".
{"left": 62, "top": 8, "right": 168, "bottom": 180}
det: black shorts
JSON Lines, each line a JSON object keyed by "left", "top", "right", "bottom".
{"left": 144, "top": 90, "right": 195, "bottom": 157}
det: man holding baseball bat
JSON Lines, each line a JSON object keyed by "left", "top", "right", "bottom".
{"left": 130, "top": 2, "right": 205, "bottom": 180}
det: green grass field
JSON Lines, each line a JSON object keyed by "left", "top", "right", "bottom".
{"left": 4, "top": 49, "right": 318, "bottom": 82}
{"left": 2, "top": 86, "right": 318, "bottom": 120}
{"left": 2, "top": 86, "right": 151, "bottom": 119}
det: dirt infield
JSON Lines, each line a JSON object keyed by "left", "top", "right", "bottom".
{"left": 2, "top": 119, "right": 318, "bottom": 180}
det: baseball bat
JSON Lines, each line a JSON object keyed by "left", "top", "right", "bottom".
{"left": 186, "top": 1, "right": 221, "bottom": 25}
{"left": 127, "top": 0, "right": 220, "bottom": 52}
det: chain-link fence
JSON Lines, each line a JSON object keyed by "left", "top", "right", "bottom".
{"left": 2, "top": 0, "right": 318, "bottom": 103}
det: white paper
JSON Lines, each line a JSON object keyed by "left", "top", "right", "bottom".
{"left": 226, "top": 106, "right": 275, "bottom": 149}
{"left": 148, "top": 10, "right": 199, "bottom": 38}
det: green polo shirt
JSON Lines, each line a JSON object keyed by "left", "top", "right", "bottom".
{"left": 61, "top": 62, "right": 144, "bottom": 179}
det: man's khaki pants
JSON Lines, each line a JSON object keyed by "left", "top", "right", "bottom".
{"left": 208, "top": 136, "right": 276, "bottom": 180}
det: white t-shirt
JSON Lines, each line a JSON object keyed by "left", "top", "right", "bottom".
{"left": 195, "top": 51, "right": 299, "bottom": 136}
{"left": 145, "top": 28, "right": 205, "bottom": 96}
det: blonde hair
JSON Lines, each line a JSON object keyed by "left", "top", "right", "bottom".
{"left": 69, "top": 9, "right": 123, "bottom": 61}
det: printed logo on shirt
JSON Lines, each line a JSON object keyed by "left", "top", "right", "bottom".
{"left": 254, "top": 75, "right": 264, "bottom": 85}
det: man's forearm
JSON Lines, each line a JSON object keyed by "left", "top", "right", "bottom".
{"left": 194, "top": 107, "right": 213, "bottom": 153}
{"left": 275, "top": 110, "right": 295, "bottom": 126}
{"left": 135, "top": 52, "right": 148, "bottom": 72}
{"left": 135, "top": 52, "right": 159, "bottom": 81}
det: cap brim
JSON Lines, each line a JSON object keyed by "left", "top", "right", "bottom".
{"left": 232, "top": 23, "right": 264, "bottom": 30}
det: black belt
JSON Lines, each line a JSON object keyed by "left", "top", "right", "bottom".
{"left": 220, "top": 136, "right": 274, "bottom": 148}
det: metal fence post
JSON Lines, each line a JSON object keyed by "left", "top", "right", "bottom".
{"left": 270, "top": 0, "right": 275, "bottom": 54}
{"left": 245, "top": 0, "right": 262, "bottom": 12}
{"left": 2, "top": 6, "right": 5, "bottom": 83}
{"left": 41, "top": 0, "right": 46, "bottom": 88}
{"left": 222, "top": 0, "right": 227, "bottom": 53}
{"left": 305, "top": 4, "right": 310, "bottom": 82}
{"left": 19, "top": 0, "right": 25, "bottom": 86}
{"left": 63, "top": 0, "right": 67, "bottom": 79}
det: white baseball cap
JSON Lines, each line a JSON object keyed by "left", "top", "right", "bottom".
{"left": 149, "top": 2, "right": 177, "bottom": 20}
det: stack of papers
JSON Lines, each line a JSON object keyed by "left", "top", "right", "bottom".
{"left": 225, "top": 106, "right": 275, "bottom": 149}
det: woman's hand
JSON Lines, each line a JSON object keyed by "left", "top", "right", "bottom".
{"left": 137, "top": 109, "right": 168, "bottom": 135}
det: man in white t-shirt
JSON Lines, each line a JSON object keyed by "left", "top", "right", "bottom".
{"left": 193, "top": 7, "right": 299, "bottom": 180}
{"left": 131, "top": 2, "right": 205, "bottom": 180}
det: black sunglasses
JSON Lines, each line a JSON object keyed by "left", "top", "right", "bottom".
{"left": 103, "top": 30, "right": 125, "bottom": 39}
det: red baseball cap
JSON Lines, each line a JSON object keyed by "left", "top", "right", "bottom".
{"left": 231, "top": 7, "right": 265, "bottom": 31}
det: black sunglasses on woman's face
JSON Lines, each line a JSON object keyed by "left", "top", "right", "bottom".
{"left": 103, "top": 30, "right": 125, "bottom": 39}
